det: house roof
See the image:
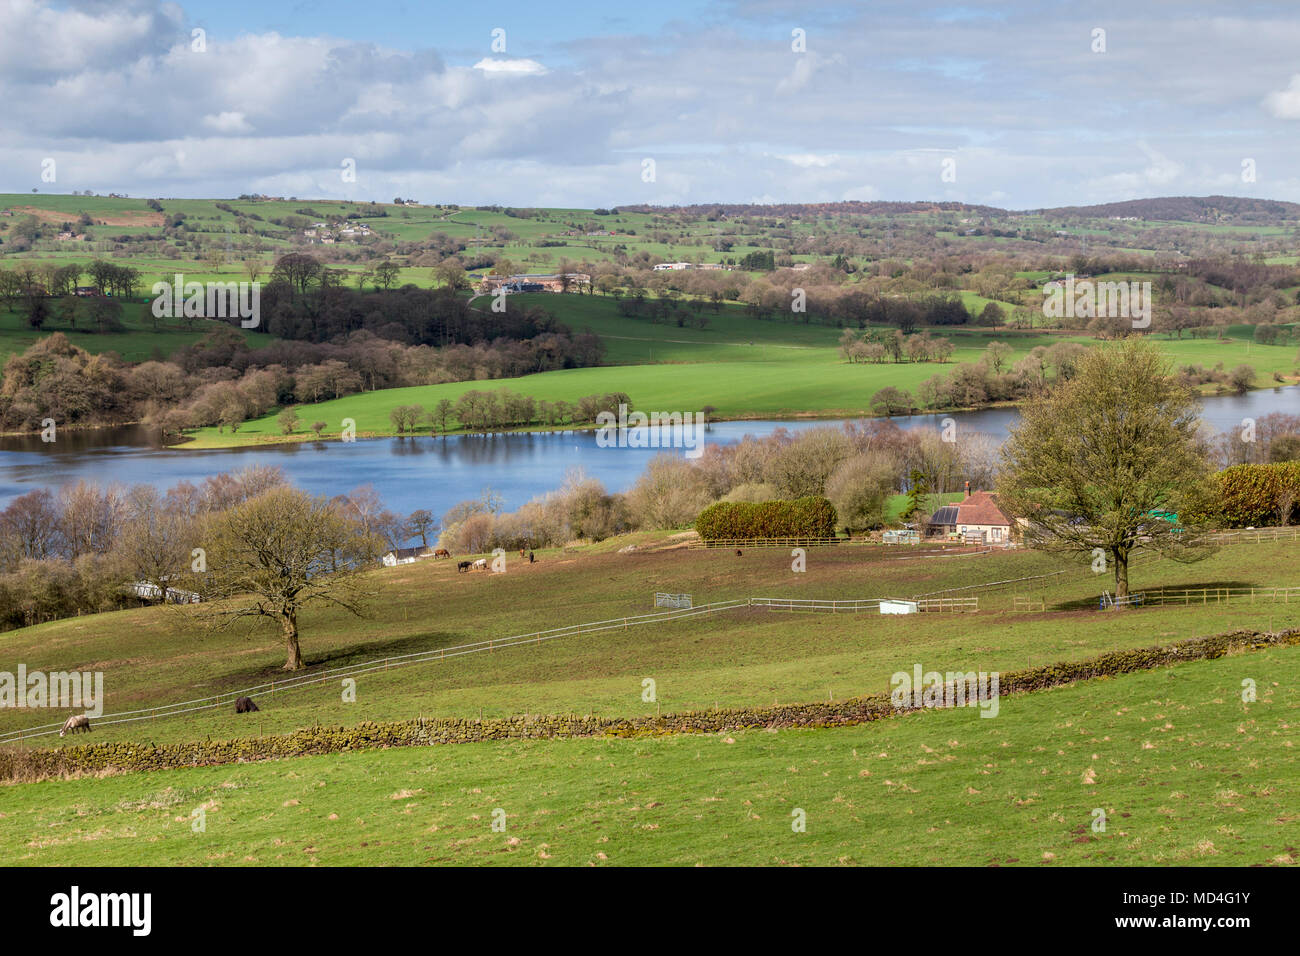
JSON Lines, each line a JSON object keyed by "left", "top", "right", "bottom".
{"left": 930, "top": 505, "right": 959, "bottom": 525}
{"left": 387, "top": 546, "right": 430, "bottom": 559}
{"left": 955, "top": 491, "right": 1010, "bottom": 527}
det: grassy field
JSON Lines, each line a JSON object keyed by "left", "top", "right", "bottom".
{"left": 2, "top": 535, "right": 1296, "bottom": 747}
{"left": 2, "top": 642, "right": 1295, "bottom": 866}
{"left": 1, "top": 529, "right": 1297, "bottom": 865}
{"left": 0, "top": 302, "right": 272, "bottom": 364}
{"left": 177, "top": 293, "right": 1300, "bottom": 448}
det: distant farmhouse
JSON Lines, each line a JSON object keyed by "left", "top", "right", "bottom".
{"left": 382, "top": 546, "right": 434, "bottom": 567}
{"left": 130, "top": 581, "right": 201, "bottom": 604}
{"left": 652, "top": 261, "right": 725, "bottom": 271}
{"left": 303, "top": 220, "right": 373, "bottom": 244}
{"left": 482, "top": 272, "right": 592, "bottom": 293}
{"left": 927, "top": 486, "right": 1013, "bottom": 545}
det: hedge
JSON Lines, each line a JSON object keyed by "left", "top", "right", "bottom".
{"left": 695, "top": 496, "right": 837, "bottom": 540}
{"left": 3, "top": 625, "right": 1293, "bottom": 784}
{"left": 1206, "top": 461, "right": 1300, "bottom": 527}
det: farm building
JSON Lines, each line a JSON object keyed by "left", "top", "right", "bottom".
{"left": 927, "top": 487, "right": 1013, "bottom": 544}
{"left": 482, "top": 273, "right": 591, "bottom": 293}
{"left": 382, "top": 546, "right": 434, "bottom": 567}
{"left": 130, "top": 581, "right": 201, "bottom": 604}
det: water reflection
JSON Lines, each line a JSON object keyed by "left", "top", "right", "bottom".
{"left": 0, "top": 387, "right": 1292, "bottom": 515}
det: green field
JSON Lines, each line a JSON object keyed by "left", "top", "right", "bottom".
{"left": 2, "top": 534, "right": 1297, "bottom": 746}
{"left": 2, "top": 524, "right": 1298, "bottom": 865}
{"left": 180, "top": 295, "right": 1299, "bottom": 447}
{"left": 2, "top": 631, "right": 1295, "bottom": 865}
{"left": 0, "top": 302, "right": 272, "bottom": 365}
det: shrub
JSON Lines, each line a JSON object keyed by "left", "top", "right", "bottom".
{"left": 695, "top": 496, "right": 837, "bottom": 540}
{"left": 1202, "top": 461, "right": 1300, "bottom": 526}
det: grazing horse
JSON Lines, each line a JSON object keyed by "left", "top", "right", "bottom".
{"left": 59, "top": 714, "right": 92, "bottom": 737}
{"left": 528, "top": 551, "right": 536, "bottom": 563}
{"left": 234, "top": 696, "right": 259, "bottom": 714}
{"left": 735, "top": 549, "right": 743, "bottom": 556}
{"left": 457, "top": 560, "right": 472, "bottom": 572}
{"left": 472, "top": 558, "right": 488, "bottom": 571}
{"left": 434, "top": 548, "right": 451, "bottom": 559}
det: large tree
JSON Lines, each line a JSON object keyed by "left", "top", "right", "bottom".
{"left": 197, "top": 487, "right": 379, "bottom": 669}
{"left": 997, "top": 337, "right": 1212, "bottom": 600}
{"left": 115, "top": 486, "right": 196, "bottom": 599}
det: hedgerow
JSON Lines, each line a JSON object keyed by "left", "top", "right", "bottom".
{"left": 1204, "top": 461, "right": 1300, "bottom": 527}
{"left": 694, "top": 496, "right": 837, "bottom": 540}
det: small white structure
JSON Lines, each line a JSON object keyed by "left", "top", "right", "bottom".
{"left": 131, "top": 581, "right": 201, "bottom": 604}
{"left": 879, "top": 599, "right": 918, "bottom": 615}
{"left": 382, "top": 546, "right": 434, "bottom": 567}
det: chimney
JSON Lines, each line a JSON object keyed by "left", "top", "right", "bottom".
{"left": 964, "top": 480, "right": 971, "bottom": 497}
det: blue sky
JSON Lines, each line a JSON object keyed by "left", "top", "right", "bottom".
{"left": 179, "top": 0, "right": 724, "bottom": 58}
{"left": 2, "top": 0, "right": 1299, "bottom": 208}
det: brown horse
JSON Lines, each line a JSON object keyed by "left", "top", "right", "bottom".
{"left": 434, "top": 548, "right": 451, "bottom": 559}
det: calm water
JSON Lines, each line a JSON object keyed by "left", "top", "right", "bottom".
{"left": 0, "top": 387, "right": 1294, "bottom": 516}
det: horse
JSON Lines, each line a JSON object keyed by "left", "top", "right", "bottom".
{"left": 528, "top": 551, "right": 536, "bottom": 563}
{"left": 457, "top": 561, "right": 472, "bottom": 572}
{"left": 59, "top": 714, "right": 92, "bottom": 737}
{"left": 472, "top": 558, "right": 488, "bottom": 571}
{"left": 434, "top": 548, "right": 451, "bottom": 559}
{"left": 234, "top": 696, "right": 260, "bottom": 714}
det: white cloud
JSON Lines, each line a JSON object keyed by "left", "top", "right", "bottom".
{"left": 472, "top": 57, "right": 546, "bottom": 75}
{"left": 775, "top": 153, "right": 840, "bottom": 168}
{"left": 1263, "top": 74, "right": 1300, "bottom": 119}
{"left": 2, "top": 1, "right": 1300, "bottom": 207}
{"left": 202, "top": 112, "right": 253, "bottom": 134}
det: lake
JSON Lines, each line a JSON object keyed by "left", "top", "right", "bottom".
{"left": 0, "top": 387, "right": 1294, "bottom": 517}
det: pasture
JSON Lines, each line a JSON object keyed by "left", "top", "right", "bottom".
{"left": 1, "top": 535, "right": 1297, "bottom": 748}
{"left": 1, "top": 643, "right": 1295, "bottom": 866}
{"left": 0, "top": 302, "right": 272, "bottom": 365}
{"left": 179, "top": 292, "right": 1300, "bottom": 448}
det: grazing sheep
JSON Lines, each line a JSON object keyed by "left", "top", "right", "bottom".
{"left": 59, "top": 714, "right": 91, "bottom": 737}
{"left": 457, "top": 560, "right": 472, "bottom": 572}
{"left": 234, "top": 696, "right": 259, "bottom": 714}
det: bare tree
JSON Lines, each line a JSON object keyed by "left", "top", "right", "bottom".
{"left": 196, "top": 487, "right": 379, "bottom": 670}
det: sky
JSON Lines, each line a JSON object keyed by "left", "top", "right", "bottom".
{"left": 2, "top": 0, "right": 1299, "bottom": 209}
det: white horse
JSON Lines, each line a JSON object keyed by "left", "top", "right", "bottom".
{"left": 472, "top": 558, "right": 488, "bottom": 571}
{"left": 59, "top": 714, "right": 92, "bottom": 737}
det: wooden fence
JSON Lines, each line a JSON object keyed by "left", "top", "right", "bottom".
{"left": 748, "top": 596, "right": 979, "bottom": 613}
{"left": 1204, "top": 527, "right": 1300, "bottom": 544}
{"left": 698, "top": 537, "right": 843, "bottom": 549}
{"left": 1140, "top": 585, "right": 1300, "bottom": 606}
{"left": 916, "top": 596, "right": 979, "bottom": 613}
{"left": 750, "top": 597, "right": 880, "bottom": 612}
